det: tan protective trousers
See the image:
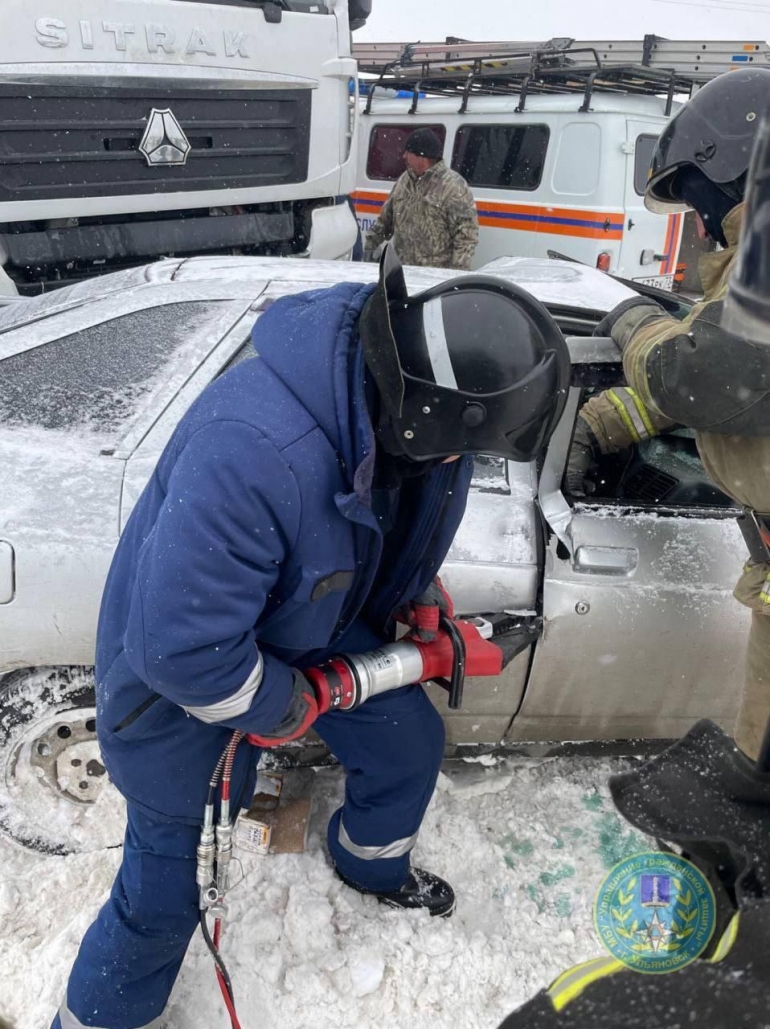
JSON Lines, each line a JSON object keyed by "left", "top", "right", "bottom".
{"left": 734, "top": 610, "right": 770, "bottom": 761}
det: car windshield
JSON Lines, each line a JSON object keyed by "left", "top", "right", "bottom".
{"left": 0, "top": 301, "right": 229, "bottom": 446}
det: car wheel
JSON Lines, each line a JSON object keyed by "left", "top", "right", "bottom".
{"left": 0, "top": 666, "right": 124, "bottom": 855}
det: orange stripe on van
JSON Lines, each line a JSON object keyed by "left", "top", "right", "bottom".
{"left": 352, "top": 190, "right": 624, "bottom": 241}
{"left": 352, "top": 189, "right": 387, "bottom": 213}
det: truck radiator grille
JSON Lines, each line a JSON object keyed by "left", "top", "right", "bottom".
{"left": 0, "top": 83, "right": 311, "bottom": 202}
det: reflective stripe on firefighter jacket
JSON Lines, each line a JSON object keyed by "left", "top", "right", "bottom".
{"left": 545, "top": 913, "right": 741, "bottom": 1013}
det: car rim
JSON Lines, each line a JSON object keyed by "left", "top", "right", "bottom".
{"left": 26, "top": 713, "right": 108, "bottom": 806}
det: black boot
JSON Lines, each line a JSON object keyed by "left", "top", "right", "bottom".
{"left": 336, "top": 866, "right": 455, "bottom": 917}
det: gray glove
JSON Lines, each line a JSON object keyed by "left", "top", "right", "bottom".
{"left": 593, "top": 296, "right": 667, "bottom": 352}
{"left": 565, "top": 417, "right": 599, "bottom": 497}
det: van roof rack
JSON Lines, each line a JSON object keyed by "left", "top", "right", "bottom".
{"left": 353, "top": 36, "right": 770, "bottom": 115}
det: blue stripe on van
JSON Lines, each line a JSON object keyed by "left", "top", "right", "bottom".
{"left": 476, "top": 208, "right": 619, "bottom": 231}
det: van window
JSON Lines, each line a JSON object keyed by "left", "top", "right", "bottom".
{"left": 552, "top": 123, "right": 601, "bottom": 196}
{"left": 452, "top": 125, "right": 549, "bottom": 191}
{"left": 366, "top": 124, "right": 447, "bottom": 181}
{"left": 634, "top": 134, "right": 659, "bottom": 195}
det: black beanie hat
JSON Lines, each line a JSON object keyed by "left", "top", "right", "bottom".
{"left": 404, "top": 128, "right": 443, "bottom": 161}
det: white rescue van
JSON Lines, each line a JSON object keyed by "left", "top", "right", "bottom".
{"left": 354, "top": 93, "right": 680, "bottom": 286}
{"left": 353, "top": 37, "right": 770, "bottom": 288}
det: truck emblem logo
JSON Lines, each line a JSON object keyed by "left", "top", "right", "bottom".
{"left": 138, "top": 108, "right": 191, "bottom": 167}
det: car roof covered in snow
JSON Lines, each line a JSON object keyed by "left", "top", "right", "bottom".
{"left": 0, "top": 255, "right": 635, "bottom": 349}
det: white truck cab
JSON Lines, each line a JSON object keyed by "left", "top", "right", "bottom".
{"left": 353, "top": 36, "right": 770, "bottom": 287}
{"left": 0, "top": 0, "right": 372, "bottom": 294}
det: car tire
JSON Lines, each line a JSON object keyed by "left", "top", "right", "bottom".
{"left": 0, "top": 666, "right": 123, "bottom": 855}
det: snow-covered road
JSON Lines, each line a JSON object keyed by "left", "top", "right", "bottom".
{"left": 1, "top": 756, "right": 650, "bottom": 1029}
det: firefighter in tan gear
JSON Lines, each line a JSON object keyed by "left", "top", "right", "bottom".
{"left": 498, "top": 110, "right": 770, "bottom": 1029}
{"left": 568, "top": 67, "right": 770, "bottom": 761}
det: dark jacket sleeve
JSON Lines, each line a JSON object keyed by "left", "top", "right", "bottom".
{"left": 124, "top": 420, "right": 301, "bottom": 736}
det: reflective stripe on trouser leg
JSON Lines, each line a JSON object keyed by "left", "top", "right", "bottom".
{"left": 53, "top": 805, "right": 201, "bottom": 1029}
{"left": 57, "top": 1003, "right": 105, "bottom": 1029}
{"left": 56, "top": 1003, "right": 161, "bottom": 1029}
{"left": 314, "top": 682, "right": 446, "bottom": 893}
{"left": 338, "top": 818, "right": 418, "bottom": 860}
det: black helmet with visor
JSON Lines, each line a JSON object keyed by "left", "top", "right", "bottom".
{"left": 358, "top": 245, "right": 571, "bottom": 463}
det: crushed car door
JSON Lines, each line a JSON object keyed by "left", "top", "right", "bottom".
{"left": 508, "top": 340, "right": 749, "bottom": 745}
{"left": 436, "top": 455, "right": 542, "bottom": 746}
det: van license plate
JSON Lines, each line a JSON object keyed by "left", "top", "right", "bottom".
{"left": 633, "top": 274, "right": 674, "bottom": 291}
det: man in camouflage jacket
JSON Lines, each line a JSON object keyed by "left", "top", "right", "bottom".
{"left": 365, "top": 127, "right": 479, "bottom": 270}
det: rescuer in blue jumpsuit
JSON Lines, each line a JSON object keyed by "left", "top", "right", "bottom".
{"left": 53, "top": 246, "right": 570, "bottom": 1029}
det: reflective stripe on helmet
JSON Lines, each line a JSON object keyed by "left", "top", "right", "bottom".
{"left": 422, "top": 297, "right": 458, "bottom": 390}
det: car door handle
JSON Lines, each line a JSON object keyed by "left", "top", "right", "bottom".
{"left": 573, "top": 546, "right": 638, "bottom": 576}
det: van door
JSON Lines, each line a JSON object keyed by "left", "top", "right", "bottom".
{"left": 621, "top": 121, "right": 684, "bottom": 288}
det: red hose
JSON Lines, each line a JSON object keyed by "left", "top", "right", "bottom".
{"left": 202, "top": 731, "right": 246, "bottom": 1029}
{"left": 221, "top": 731, "right": 245, "bottom": 802}
{"left": 216, "top": 969, "right": 243, "bottom": 1029}
{"left": 213, "top": 917, "right": 242, "bottom": 1029}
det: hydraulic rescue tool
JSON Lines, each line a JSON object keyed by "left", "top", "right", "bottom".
{"left": 197, "top": 614, "right": 536, "bottom": 1029}
{"left": 302, "top": 615, "right": 511, "bottom": 714}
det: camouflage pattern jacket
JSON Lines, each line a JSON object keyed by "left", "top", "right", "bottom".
{"left": 364, "top": 161, "right": 479, "bottom": 270}
{"left": 580, "top": 203, "right": 770, "bottom": 612}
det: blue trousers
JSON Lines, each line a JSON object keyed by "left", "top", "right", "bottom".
{"left": 52, "top": 684, "right": 444, "bottom": 1029}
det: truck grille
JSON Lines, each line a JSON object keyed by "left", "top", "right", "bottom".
{"left": 0, "top": 83, "right": 311, "bottom": 202}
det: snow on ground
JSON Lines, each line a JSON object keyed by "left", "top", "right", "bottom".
{"left": 0, "top": 755, "right": 651, "bottom": 1029}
